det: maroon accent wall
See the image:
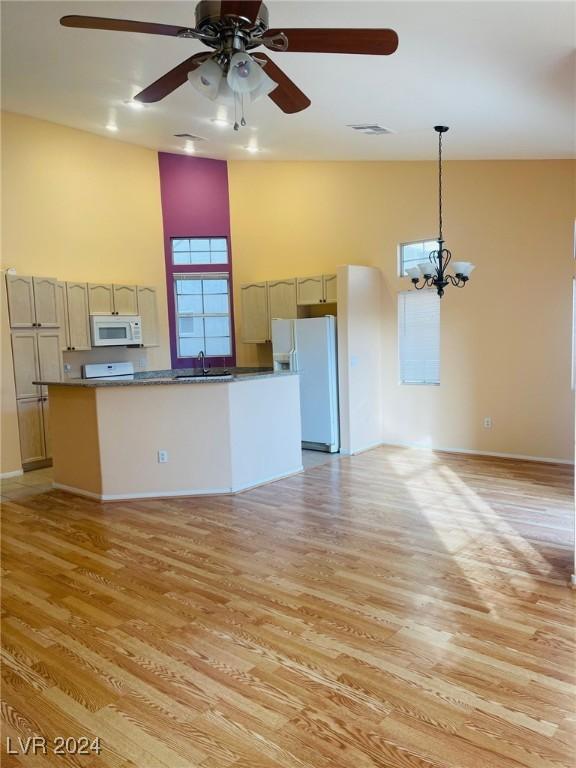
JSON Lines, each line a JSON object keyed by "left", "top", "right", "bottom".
{"left": 158, "top": 152, "right": 236, "bottom": 368}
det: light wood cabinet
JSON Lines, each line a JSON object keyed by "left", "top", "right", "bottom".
{"left": 6, "top": 274, "right": 35, "bottom": 327}
{"left": 267, "top": 278, "right": 298, "bottom": 322}
{"left": 32, "top": 277, "right": 59, "bottom": 326}
{"left": 6, "top": 274, "right": 59, "bottom": 328}
{"left": 113, "top": 284, "right": 138, "bottom": 315}
{"left": 11, "top": 331, "right": 40, "bottom": 399}
{"left": 56, "top": 282, "right": 70, "bottom": 351}
{"left": 88, "top": 283, "right": 138, "bottom": 315}
{"left": 137, "top": 287, "right": 159, "bottom": 347}
{"left": 240, "top": 282, "right": 269, "bottom": 343}
{"left": 88, "top": 283, "right": 114, "bottom": 315}
{"left": 16, "top": 398, "right": 46, "bottom": 465}
{"left": 41, "top": 398, "right": 51, "bottom": 459}
{"left": 37, "top": 331, "right": 63, "bottom": 395}
{"left": 297, "top": 275, "right": 324, "bottom": 306}
{"left": 66, "top": 283, "right": 91, "bottom": 350}
{"left": 323, "top": 274, "right": 338, "bottom": 303}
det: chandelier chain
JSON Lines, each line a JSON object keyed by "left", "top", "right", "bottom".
{"left": 438, "top": 129, "right": 443, "bottom": 242}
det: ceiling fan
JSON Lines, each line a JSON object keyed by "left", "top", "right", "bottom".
{"left": 60, "top": 1, "right": 399, "bottom": 117}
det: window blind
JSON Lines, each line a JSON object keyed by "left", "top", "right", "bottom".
{"left": 398, "top": 290, "right": 440, "bottom": 384}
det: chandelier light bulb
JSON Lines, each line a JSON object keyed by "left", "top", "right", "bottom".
{"left": 227, "top": 52, "right": 264, "bottom": 95}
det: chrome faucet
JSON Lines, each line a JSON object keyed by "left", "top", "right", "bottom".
{"left": 197, "top": 350, "right": 210, "bottom": 376}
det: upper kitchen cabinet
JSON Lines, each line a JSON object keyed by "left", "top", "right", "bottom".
{"left": 66, "top": 282, "right": 91, "bottom": 350}
{"left": 296, "top": 275, "right": 324, "bottom": 306}
{"left": 268, "top": 278, "right": 298, "bottom": 322}
{"left": 88, "top": 283, "right": 113, "bottom": 314}
{"left": 240, "top": 282, "right": 269, "bottom": 343}
{"left": 6, "top": 274, "right": 59, "bottom": 328}
{"left": 296, "top": 274, "right": 337, "bottom": 305}
{"left": 113, "top": 284, "right": 138, "bottom": 315}
{"left": 323, "top": 274, "right": 338, "bottom": 303}
{"left": 88, "top": 283, "right": 138, "bottom": 315}
{"left": 137, "top": 287, "right": 159, "bottom": 347}
{"left": 55, "top": 282, "right": 70, "bottom": 351}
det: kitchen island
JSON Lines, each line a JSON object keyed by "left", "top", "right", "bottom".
{"left": 38, "top": 371, "right": 302, "bottom": 501}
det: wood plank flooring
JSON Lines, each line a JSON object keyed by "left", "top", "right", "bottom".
{"left": 1, "top": 447, "right": 575, "bottom": 767}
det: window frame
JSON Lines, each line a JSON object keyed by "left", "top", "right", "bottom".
{"left": 398, "top": 288, "right": 441, "bottom": 386}
{"left": 398, "top": 238, "right": 439, "bottom": 277}
{"left": 165, "top": 235, "right": 236, "bottom": 369}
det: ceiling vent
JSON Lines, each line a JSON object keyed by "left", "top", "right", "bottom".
{"left": 348, "top": 124, "right": 394, "bottom": 136}
{"left": 174, "top": 133, "right": 206, "bottom": 141}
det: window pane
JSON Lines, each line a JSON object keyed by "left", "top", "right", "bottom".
{"left": 398, "top": 290, "right": 440, "bottom": 385}
{"left": 203, "top": 294, "right": 228, "bottom": 313}
{"left": 190, "top": 239, "right": 210, "bottom": 251}
{"left": 210, "top": 238, "right": 228, "bottom": 251}
{"left": 205, "top": 337, "right": 231, "bottom": 356}
{"left": 211, "top": 251, "right": 228, "bottom": 264}
{"left": 177, "top": 294, "right": 203, "bottom": 314}
{"left": 173, "top": 239, "right": 190, "bottom": 252}
{"left": 179, "top": 337, "right": 204, "bottom": 357}
{"left": 400, "top": 240, "right": 439, "bottom": 276}
{"left": 205, "top": 316, "right": 230, "bottom": 337}
{"left": 176, "top": 279, "right": 202, "bottom": 294}
{"left": 203, "top": 279, "right": 228, "bottom": 294}
{"left": 173, "top": 251, "right": 191, "bottom": 265}
{"left": 179, "top": 317, "right": 204, "bottom": 337}
{"left": 189, "top": 251, "right": 211, "bottom": 265}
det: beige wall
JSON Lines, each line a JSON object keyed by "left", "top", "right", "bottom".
{"left": 229, "top": 160, "right": 576, "bottom": 461}
{"left": 1, "top": 112, "right": 170, "bottom": 473}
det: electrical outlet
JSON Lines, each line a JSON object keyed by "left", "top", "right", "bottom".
{"left": 157, "top": 450, "right": 168, "bottom": 463}
{"left": 63, "top": 363, "right": 72, "bottom": 374}
{"left": 483, "top": 417, "right": 492, "bottom": 429}
{"left": 138, "top": 358, "right": 146, "bottom": 370}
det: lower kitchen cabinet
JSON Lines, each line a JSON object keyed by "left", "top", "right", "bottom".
{"left": 17, "top": 397, "right": 47, "bottom": 465}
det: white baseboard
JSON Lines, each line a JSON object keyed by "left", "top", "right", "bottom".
{"left": 571, "top": 574, "right": 576, "bottom": 589}
{"left": 52, "top": 466, "right": 304, "bottom": 502}
{"left": 1, "top": 469, "right": 24, "bottom": 480}
{"left": 380, "top": 441, "right": 574, "bottom": 466}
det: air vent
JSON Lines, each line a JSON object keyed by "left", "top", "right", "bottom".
{"left": 174, "top": 133, "right": 206, "bottom": 141}
{"left": 348, "top": 124, "right": 394, "bottom": 136}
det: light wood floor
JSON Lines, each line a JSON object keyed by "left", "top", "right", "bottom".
{"left": 1, "top": 447, "right": 575, "bottom": 768}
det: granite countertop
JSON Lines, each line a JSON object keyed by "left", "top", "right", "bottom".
{"left": 35, "top": 367, "right": 298, "bottom": 388}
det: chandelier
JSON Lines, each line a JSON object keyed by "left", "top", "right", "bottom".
{"left": 406, "top": 126, "right": 475, "bottom": 298}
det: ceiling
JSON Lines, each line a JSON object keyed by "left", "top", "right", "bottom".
{"left": 2, "top": 1, "right": 574, "bottom": 160}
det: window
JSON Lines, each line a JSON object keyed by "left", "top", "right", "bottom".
{"left": 399, "top": 240, "right": 438, "bottom": 277}
{"left": 398, "top": 290, "right": 440, "bottom": 384}
{"left": 175, "top": 274, "right": 232, "bottom": 358}
{"left": 166, "top": 236, "right": 235, "bottom": 366}
{"left": 172, "top": 237, "right": 228, "bottom": 266}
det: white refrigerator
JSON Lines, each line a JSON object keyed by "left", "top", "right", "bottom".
{"left": 272, "top": 316, "right": 339, "bottom": 453}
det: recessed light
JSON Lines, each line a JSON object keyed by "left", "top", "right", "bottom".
{"left": 124, "top": 99, "right": 145, "bottom": 110}
{"left": 245, "top": 145, "right": 259, "bottom": 154}
{"left": 184, "top": 141, "right": 196, "bottom": 155}
{"left": 106, "top": 123, "right": 118, "bottom": 132}
{"left": 211, "top": 118, "right": 229, "bottom": 128}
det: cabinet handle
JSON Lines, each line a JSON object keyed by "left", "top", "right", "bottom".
{"left": 38, "top": 322, "right": 42, "bottom": 327}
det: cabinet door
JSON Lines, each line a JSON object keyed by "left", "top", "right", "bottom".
{"left": 32, "top": 277, "right": 59, "bottom": 327}
{"left": 11, "top": 331, "right": 40, "bottom": 399}
{"left": 137, "top": 286, "right": 159, "bottom": 347}
{"left": 66, "top": 283, "right": 92, "bottom": 350}
{"left": 17, "top": 398, "right": 46, "bottom": 465}
{"left": 113, "top": 285, "right": 138, "bottom": 315}
{"left": 41, "top": 397, "right": 51, "bottom": 459}
{"left": 240, "top": 282, "right": 269, "bottom": 343}
{"left": 267, "top": 279, "right": 298, "bottom": 322}
{"left": 6, "top": 274, "right": 35, "bottom": 327}
{"left": 323, "top": 274, "right": 338, "bottom": 303}
{"left": 37, "top": 331, "right": 63, "bottom": 396}
{"left": 56, "top": 282, "right": 71, "bottom": 351}
{"left": 297, "top": 276, "right": 324, "bottom": 306}
{"left": 88, "top": 283, "right": 114, "bottom": 315}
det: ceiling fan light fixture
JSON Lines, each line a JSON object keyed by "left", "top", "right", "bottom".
{"left": 227, "top": 52, "right": 264, "bottom": 94}
{"left": 188, "top": 57, "right": 224, "bottom": 101}
{"left": 248, "top": 67, "right": 277, "bottom": 102}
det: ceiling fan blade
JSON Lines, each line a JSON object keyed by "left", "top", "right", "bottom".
{"left": 263, "top": 28, "right": 399, "bottom": 55}
{"left": 135, "top": 53, "right": 210, "bottom": 103}
{"left": 220, "top": 2, "right": 262, "bottom": 24}
{"left": 60, "top": 15, "right": 192, "bottom": 37}
{"left": 255, "top": 54, "right": 311, "bottom": 114}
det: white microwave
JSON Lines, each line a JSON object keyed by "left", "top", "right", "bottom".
{"left": 90, "top": 315, "right": 142, "bottom": 347}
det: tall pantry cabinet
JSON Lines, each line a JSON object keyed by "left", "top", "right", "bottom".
{"left": 6, "top": 275, "right": 63, "bottom": 468}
